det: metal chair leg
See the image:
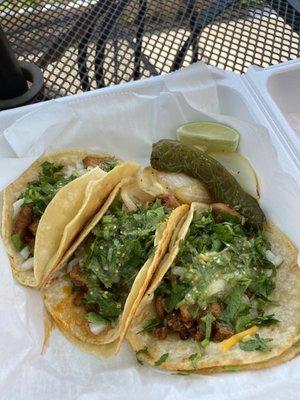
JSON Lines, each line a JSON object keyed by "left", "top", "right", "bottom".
{"left": 171, "top": 0, "right": 235, "bottom": 71}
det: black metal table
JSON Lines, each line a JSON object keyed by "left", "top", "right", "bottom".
{"left": 1, "top": 0, "right": 299, "bottom": 104}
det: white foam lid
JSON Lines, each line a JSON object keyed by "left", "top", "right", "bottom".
{"left": 243, "top": 58, "right": 300, "bottom": 167}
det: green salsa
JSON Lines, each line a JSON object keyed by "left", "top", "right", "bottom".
{"left": 70, "top": 199, "right": 171, "bottom": 325}
{"left": 151, "top": 209, "right": 280, "bottom": 347}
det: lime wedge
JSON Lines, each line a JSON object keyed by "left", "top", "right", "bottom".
{"left": 177, "top": 122, "right": 240, "bottom": 152}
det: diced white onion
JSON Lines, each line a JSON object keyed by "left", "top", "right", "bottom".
{"left": 67, "top": 257, "right": 80, "bottom": 273}
{"left": 76, "top": 161, "right": 84, "bottom": 170}
{"left": 265, "top": 250, "right": 283, "bottom": 267}
{"left": 20, "top": 246, "right": 30, "bottom": 260}
{"left": 63, "top": 165, "right": 75, "bottom": 178}
{"left": 13, "top": 198, "right": 24, "bottom": 217}
{"left": 206, "top": 279, "right": 226, "bottom": 296}
{"left": 89, "top": 322, "right": 106, "bottom": 335}
{"left": 172, "top": 266, "right": 186, "bottom": 276}
{"left": 20, "top": 257, "right": 34, "bottom": 271}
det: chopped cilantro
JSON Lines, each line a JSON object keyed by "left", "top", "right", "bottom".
{"left": 201, "top": 338, "right": 210, "bottom": 348}
{"left": 189, "top": 342, "right": 203, "bottom": 368}
{"left": 236, "top": 313, "right": 278, "bottom": 332}
{"left": 201, "top": 312, "right": 215, "bottom": 340}
{"left": 154, "top": 353, "right": 169, "bottom": 367}
{"left": 136, "top": 346, "right": 150, "bottom": 356}
{"left": 86, "top": 312, "right": 109, "bottom": 325}
{"left": 136, "top": 346, "right": 150, "bottom": 365}
{"left": 100, "top": 158, "right": 119, "bottom": 172}
{"left": 138, "top": 318, "right": 163, "bottom": 334}
{"left": 189, "top": 353, "right": 201, "bottom": 369}
{"left": 163, "top": 280, "right": 189, "bottom": 313}
{"left": 11, "top": 233, "right": 25, "bottom": 251}
{"left": 249, "top": 314, "right": 279, "bottom": 328}
{"left": 72, "top": 200, "right": 170, "bottom": 324}
{"left": 23, "top": 161, "right": 77, "bottom": 217}
{"left": 154, "top": 209, "right": 281, "bottom": 342}
{"left": 293, "top": 340, "right": 300, "bottom": 349}
{"left": 223, "top": 366, "right": 240, "bottom": 372}
{"left": 239, "top": 334, "right": 273, "bottom": 352}
{"left": 235, "top": 315, "right": 252, "bottom": 332}
{"left": 84, "top": 287, "right": 122, "bottom": 324}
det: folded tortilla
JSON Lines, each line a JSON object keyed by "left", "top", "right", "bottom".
{"left": 191, "top": 344, "right": 300, "bottom": 374}
{"left": 2, "top": 149, "right": 139, "bottom": 287}
{"left": 42, "top": 178, "right": 189, "bottom": 357}
{"left": 127, "top": 202, "right": 300, "bottom": 371}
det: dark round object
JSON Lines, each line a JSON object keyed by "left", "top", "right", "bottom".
{"left": 179, "top": 330, "right": 190, "bottom": 340}
{"left": 0, "top": 61, "right": 44, "bottom": 110}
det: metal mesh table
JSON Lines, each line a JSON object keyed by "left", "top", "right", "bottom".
{"left": 1, "top": 0, "right": 299, "bottom": 102}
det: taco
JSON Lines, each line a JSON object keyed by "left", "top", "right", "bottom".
{"left": 127, "top": 202, "right": 300, "bottom": 371}
{"left": 2, "top": 149, "right": 138, "bottom": 287}
{"left": 42, "top": 173, "right": 190, "bottom": 357}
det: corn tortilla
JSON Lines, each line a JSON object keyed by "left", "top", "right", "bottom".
{"left": 127, "top": 203, "right": 300, "bottom": 371}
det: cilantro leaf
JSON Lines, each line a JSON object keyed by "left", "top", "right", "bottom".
{"left": 250, "top": 314, "right": 279, "bottom": 327}
{"left": 201, "top": 338, "right": 210, "bottom": 348}
{"left": 86, "top": 312, "right": 109, "bottom": 325}
{"left": 163, "top": 280, "right": 189, "bottom": 312}
{"left": 239, "top": 334, "right": 273, "bottom": 352}
{"left": 189, "top": 353, "right": 200, "bottom": 369}
{"left": 84, "top": 287, "right": 122, "bottom": 323}
{"left": 235, "top": 314, "right": 252, "bottom": 332}
{"left": 136, "top": 346, "right": 150, "bottom": 365}
{"left": 11, "top": 233, "right": 25, "bottom": 251}
{"left": 223, "top": 366, "right": 240, "bottom": 372}
{"left": 136, "top": 346, "right": 150, "bottom": 356}
{"left": 23, "top": 161, "right": 75, "bottom": 216}
{"left": 189, "top": 342, "right": 203, "bottom": 368}
{"left": 138, "top": 318, "right": 163, "bottom": 334}
{"left": 154, "top": 353, "right": 169, "bottom": 367}
{"left": 223, "top": 284, "right": 250, "bottom": 322}
{"left": 100, "top": 158, "right": 119, "bottom": 172}
{"left": 293, "top": 340, "right": 300, "bottom": 349}
{"left": 201, "top": 312, "right": 215, "bottom": 340}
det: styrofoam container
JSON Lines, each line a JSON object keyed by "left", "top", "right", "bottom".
{"left": 1, "top": 59, "right": 299, "bottom": 161}
{"left": 0, "top": 60, "right": 299, "bottom": 400}
{"left": 244, "top": 58, "right": 300, "bottom": 167}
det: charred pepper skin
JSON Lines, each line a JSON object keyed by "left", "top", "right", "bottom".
{"left": 151, "top": 140, "right": 265, "bottom": 229}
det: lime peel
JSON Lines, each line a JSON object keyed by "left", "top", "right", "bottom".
{"left": 177, "top": 122, "right": 240, "bottom": 153}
